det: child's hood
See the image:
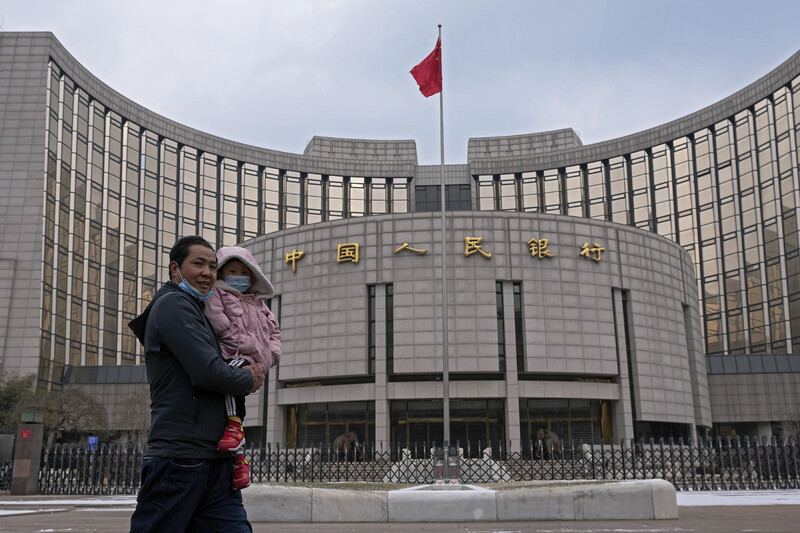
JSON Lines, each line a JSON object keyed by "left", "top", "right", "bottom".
{"left": 215, "top": 246, "right": 275, "bottom": 299}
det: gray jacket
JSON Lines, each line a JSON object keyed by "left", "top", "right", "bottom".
{"left": 129, "top": 281, "right": 253, "bottom": 458}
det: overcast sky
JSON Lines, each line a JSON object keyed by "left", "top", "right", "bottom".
{"left": 4, "top": 1, "right": 800, "bottom": 165}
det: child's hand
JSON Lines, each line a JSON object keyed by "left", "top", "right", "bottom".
{"left": 247, "top": 363, "right": 266, "bottom": 393}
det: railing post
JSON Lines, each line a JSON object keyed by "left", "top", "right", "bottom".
{"left": 777, "top": 435, "right": 788, "bottom": 489}
{"left": 790, "top": 435, "right": 800, "bottom": 489}
{"left": 687, "top": 437, "right": 698, "bottom": 491}
{"left": 714, "top": 436, "right": 725, "bottom": 490}
{"left": 763, "top": 436, "right": 774, "bottom": 489}
{"left": 732, "top": 436, "right": 743, "bottom": 490}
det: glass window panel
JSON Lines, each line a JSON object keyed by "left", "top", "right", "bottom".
{"left": 477, "top": 175, "right": 495, "bottom": 211}
{"left": 349, "top": 177, "right": 366, "bottom": 217}
{"left": 608, "top": 157, "right": 628, "bottom": 224}
{"left": 371, "top": 177, "right": 387, "bottom": 214}
{"left": 770, "top": 301, "right": 786, "bottom": 347}
{"left": 446, "top": 184, "right": 471, "bottom": 210}
{"left": 565, "top": 166, "right": 583, "bottom": 217}
{"left": 263, "top": 167, "right": 280, "bottom": 232}
{"left": 705, "top": 314, "right": 723, "bottom": 353}
{"left": 542, "top": 169, "right": 561, "bottom": 214}
{"left": 329, "top": 175, "right": 344, "bottom": 219}
{"left": 221, "top": 159, "right": 238, "bottom": 196}
{"left": 392, "top": 179, "right": 408, "bottom": 213}
{"left": 586, "top": 162, "right": 605, "bottom": 220}
{"left": 306, "top": 173, "right": 323, "bottom": 217}
{"left": 499, "top": 174, "right": 517, "bottom": 211}
{"left": 694, "top": 130, "right": 712, "bottom": 173}
{"left": 714, "top": 120, "right": 733, "bottom": 164}
{"left": 520, "top": 171, "right": 539, "bottom": 212}
{"left": 284, "top": 170, "right": 302, "bottom": 211}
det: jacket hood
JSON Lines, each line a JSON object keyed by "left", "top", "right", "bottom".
{"left": 215, "top": 246, "right": 275, "bottom": 299}
{"left": 129, "top": 282, "right": 183, "bottom": 345}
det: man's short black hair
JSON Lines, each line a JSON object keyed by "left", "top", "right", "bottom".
{"left": 169, "top": 236, "right": 214, "bottom": 268}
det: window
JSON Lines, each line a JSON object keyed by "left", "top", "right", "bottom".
{"left": 386, "top": 284, "right": 394, "bottom": 374}
{"left": 496, "top": 282, "right": 506, "bottom": 372}
{"left": 415, "top": 184, "right": 472, "bottom": 212}
{"left": 368, "top": 284, "right": 376, "bottom": 375}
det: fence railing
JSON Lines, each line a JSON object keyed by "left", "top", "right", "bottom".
{"left": 34, "top": 435, "right": 800, "bottom": 495}
{"left": 0, "top": 460, "right": 11, "bottom": 492}
{"left": 0, "top": 427, "right": 16, "bottom": 492}
{"left": 38, "top": 443, "right": 144, "bottom": 495}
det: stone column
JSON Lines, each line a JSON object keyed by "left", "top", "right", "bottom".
{"left": 611, "top": 289, "right": 635, "bottom": 441}
{"left": 11, "top": 423, "right": 44, "bottom": 495}
{"left": 374, "top": 285, "right": 390, "bottom": 450}
{"left": 265, "top": 371, "right": 284, "bottom": 444}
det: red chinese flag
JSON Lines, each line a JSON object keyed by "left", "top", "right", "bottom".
{"left": 410, "top": 38, "right": 442, "bottom": 97}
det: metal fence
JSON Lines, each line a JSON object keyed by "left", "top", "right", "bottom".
{"left": 38, "top": 443, "right": 144, "bottom": 495}
{"left": 0, "top": 460, "right": 11, "bottom": 492}
{"left": 34, "top": 435, "right": 800, "bottom": 495}
{"left": 0, "top": 427, "right": 15, "bottom": 492}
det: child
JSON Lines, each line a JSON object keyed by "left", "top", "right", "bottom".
{"left": 204, "top": 246, "right": 281, "bottom": 490}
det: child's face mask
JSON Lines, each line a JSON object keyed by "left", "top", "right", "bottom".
{"left": 225, "top": 275, "right": 251, "bottom": 293}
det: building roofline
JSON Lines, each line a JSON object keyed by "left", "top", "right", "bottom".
{"left": 466, "top": 49, "right": 800, "bottom": 173}
{"left": 14, "top": 32, "right": 416, "bottom": 177}
{"left": 14, "top": 32, "right": 799, "bottom": 177}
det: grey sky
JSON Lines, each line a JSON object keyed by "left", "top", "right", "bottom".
{"left": 4, "top": 0, "right": 800, "bottom": 165}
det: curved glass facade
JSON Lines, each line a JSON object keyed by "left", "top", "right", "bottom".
{"left": 475, "top": 84, "right": 800, "bottom": 373}
{"left": 41, "top": 61, "right": 800, "bottom": 386}
{"left": 40, "top": 60, "right": 410, "bottom": 388}
{"left": 9, "top": 31, "right": 794, "bottom": 438}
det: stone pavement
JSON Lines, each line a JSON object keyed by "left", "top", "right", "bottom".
{"left": 1, "top": 492, "right": 799, "bottom": 532}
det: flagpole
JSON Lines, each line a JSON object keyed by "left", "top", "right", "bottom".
{"left": 437, "top": 23, "right": 451, "bottom": 450}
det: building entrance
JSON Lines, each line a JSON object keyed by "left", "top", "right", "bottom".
{"left": 390, "top": 399, "right": 505, "bottom": 457}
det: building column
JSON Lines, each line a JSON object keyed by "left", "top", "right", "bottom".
{"left": 503, "top": 282, "right": 521, "bottom": 452}
{"left": 374, "top": 285, "right": 390, "bottom": 449}
{"left": 612, "top": 289, "right": 635, "bottom": 441}
{"left": 265, "top": 371, "right": 284, "bottom": 444}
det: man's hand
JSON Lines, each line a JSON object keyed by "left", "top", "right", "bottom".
{"left": 246, "top": 363, "right": 266, "bottom": 393}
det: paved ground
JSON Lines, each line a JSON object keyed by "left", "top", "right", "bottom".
{"left": 1, "top": 491, "right": 799, "bottom": 532}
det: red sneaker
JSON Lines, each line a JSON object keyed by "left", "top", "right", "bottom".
{"left": 233, "top": 456, "right": 251, "bottom": 490}
{"left": 217, "top": 419, "right": 245, "bottom": 451}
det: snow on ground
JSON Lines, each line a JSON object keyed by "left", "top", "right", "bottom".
{"left": 0, "top": 497, "right": 136, "bottom": 506}
{"left": 0, "top": 509, "right": 66, "bottom": 516}
{"left": 676, "top": 489, "right": 800, "bottom": 506}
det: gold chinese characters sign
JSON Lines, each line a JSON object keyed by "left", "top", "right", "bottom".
{"left": 283, "top": 237, "right": 607, "bottom": 273}
{"left": 394, "top": 243, "right": 427, "bottom": 255}
{"left": 337, "top": 243, "right": 359, "bottom": 263}
{"left": 528, "top": 238, "right": 554, "bottom": 259}
{"left": 285, "top": 249, "right": 304, "bottom": 273}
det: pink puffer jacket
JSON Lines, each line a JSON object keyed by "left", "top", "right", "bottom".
{"left": 204, "top": 246, "right": 281, "bottom": 368}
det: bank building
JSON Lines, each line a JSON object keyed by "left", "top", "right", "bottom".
{"left": 1, "top": 32, "right": 799, "bottom": 452}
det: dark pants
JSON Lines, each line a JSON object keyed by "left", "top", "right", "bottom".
{"left": 130, "top": 456, "right": 252, "bottom": 533}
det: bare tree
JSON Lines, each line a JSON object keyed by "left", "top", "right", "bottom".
{"left": 20, "top": 388, "right": 108, "bottom": 445}
{"left": 118, "top": 390, "right": 151, "bottom": 450}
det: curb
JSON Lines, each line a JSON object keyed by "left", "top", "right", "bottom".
{"left": 242, "top": 479, "right": 677, "bottom": 522}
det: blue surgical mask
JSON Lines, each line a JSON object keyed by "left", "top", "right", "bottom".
{"left": 225, "top": 275, "right": 251, "bottom": 293}
{"left": 177, "top": 269, "right": 214, "bottom": 301}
